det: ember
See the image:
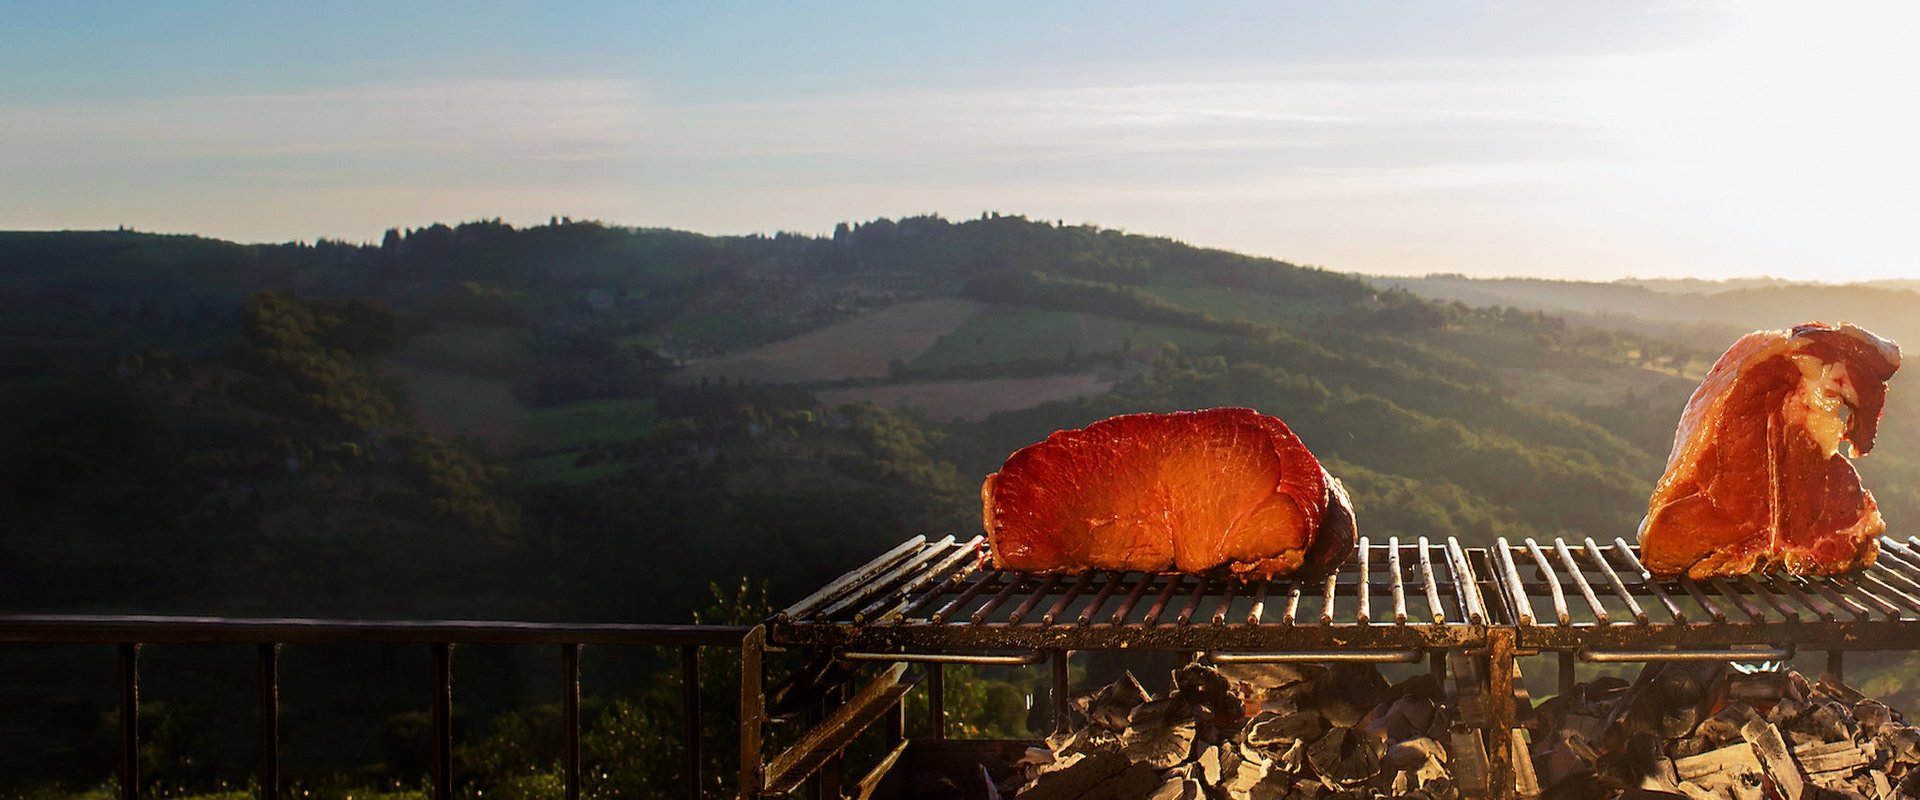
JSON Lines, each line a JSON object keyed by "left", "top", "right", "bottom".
{"left": 1527, "top": 664, "right": 1920, "bottom": 800}
{"left": 1008, "top": 661, "right": 1472, "bottom": 800}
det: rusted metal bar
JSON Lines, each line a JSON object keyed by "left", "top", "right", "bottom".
{"left": 1524, "top": 539, "right": 1571, "bottom": 626}
{"left": 820, "top": 536, "right": 957, "bottom": 621}
{"left": 258, "top": 643, "right": 279, "bottom": 800}
{"left": 119, "top": 643, "right": 138, "bottom": 800}
{"left": 1581, "top": 537, "right": 1647, "bottom": 625}
{"left": 1677, "top": 577, "right": 1729, "bottom": 623}
{"left": 1767, "top": 575, "right": 1838, "bottom": 621}
{"left": 1207, "top": 649, "right": 1422, "bottom": 663}
{"left": 1485, "top": 626, "right": 1517, "bottom": 800}
{"left": 1178, "top": 578, "right": 1212, "bottom": 626}
{"left": 681, "top": 645, "right": 700, "bottom": 800}
{"left": 1143, "top": 575, "right": 1183, "bottom": 626}
{"left": 1857, "top": 571, "right": 1920, "bottom": 615}
{"left": 1495, "top": 540, "right": 1535, "bottom": 626}
{"left": 1042, "top": 572, "right": 1094, "bottom": 626}
{"left": 1557, "top": 652, "right": 1575, "bottom": 697}
{"left": 927, "top": 663, "right": 945, "bottom": 740}
{"left": 1356, "top": 537, "right": 1372, "bottom": 624}
{"left": 1110, "top": 573, "right": 1156, "bottom": 625}
{"left": 1708, "top": 577, "right": 1767, "bottom": 621}
{"left": 1004, "top": 574, "right": 1061, "bottom": 624}
{"left": 1801, "top": 576, "right": 1872, "bottom": 619}
{"left": 1282, "top": 579, "right": 1304, "bottom": 626}
{"left": 562, "top": 644, "right": 581, "bottom": 800}
{"left": 1553, "top": 538, "right": 1610, "bottom": 624}
{"left": 1609, "top": 538, "right": 1683, "bottom": 623}
{"left": 1828, "top": 574, "right": 1903, "bottom": 618}
{"left": 1828, "top": 650, "right": 1845, "bottom": 682}
{"left": 1051, "top": 650, "right": 1071, "bottom": 733}
{"left": 763, "top": 664, "right": 915, "bottom": 796}
{"left": 1246, "top": 579, "right": 1272, "bottom": 626}
{"left": 778, "top": 535, "right": 927, "bottom": 620}
{"left": 970, "top": 575, "right": 1025, "bottom": 624}
{"left": 1446, "top": 537, "right": 1488, "bottom": 624}
{"left": 896, "top": 558, "right": 979, "bottom": 623}
{"left": 1319, "top": 571, "right": 1339, "bottom": 626}
{"left": 1389, "top": 536, "right": 1408, "bottom": 625}
{"left": 931, "top": 571, "right": 999, "bottom": 624}
{"left": 1077, "top": 572, "right": 1123, "bottom": 626}
{"left": 1579, "top": 646, "right": 1793, "bottom": 663}
{"left": 432, "top": 643, "right": 452, "bottom": 800}
{"left": 1418, "top": 537, "right": 1446, "bottom": 624}
{"left": 1739, "top": 575, "right": 1800, "bottom": 621}
{"left": 839, "top": 650, "right": 1045, "bottom": 665}
{"left": 1211, "top": 581, "right": 1239, "bottom": 627}
{"left": 859, "top": 536, "right": 981, "bottom": 623}
{"left": 0, "top": 616, "right": 750, "bottom": 646}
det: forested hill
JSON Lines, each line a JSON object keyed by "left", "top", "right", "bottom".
{"left": 5, "top": 216, "right": 1914, "bottom": 627}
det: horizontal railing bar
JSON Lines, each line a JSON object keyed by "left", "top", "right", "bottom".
{"left": 0, "top": 615, "right": 750, "bottom": 646}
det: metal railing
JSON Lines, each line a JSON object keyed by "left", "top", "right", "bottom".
{"left": 0, "top": 615, "right": 753, "bottom": 800}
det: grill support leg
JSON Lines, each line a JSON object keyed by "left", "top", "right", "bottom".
{"left": 1051, "top": 650, "right": 1070, "bottom": 734}
{"left": 1558, "top": 651, "right": 1575, "bottom": 698}
{"left": 563, "top": 644, "right": 581, "bottom": 800}
{"left": 682, "top": 645, "right": 701, "bottom": 800}
{"left": 1827, "top": 650, "right": 1845, "bottom": 683}
{"left": 258, "top": 643, "right": 279, "bottom": 800}
{"left": 118, "top": 643, "right": 139, "bottom": 800}
{"left": 739, "top": 626, "right": 766, "bottom": 799}
{"left": 928, "top": 663, "right": 945, "bottom": 740}
{"left": 1487, "top": 629, "right": 1518, "bottom": 800}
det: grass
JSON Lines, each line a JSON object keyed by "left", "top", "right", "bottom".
{"left": 1139, "top": 284, "right": 1345, "bottom": 328}
{"left": 520, "top": 397, "right": 655, "bottom": 448}
{"left": 402, "top": 369, "right": 521, "bottom": 436}
{"left": 911, "top": 306, "right": 1229, "bottom": 370}
{"left": 513, "top": 451, "right": 629, "bottom": 485}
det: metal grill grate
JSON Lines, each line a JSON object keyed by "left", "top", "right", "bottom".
{"left": 771, "top": 534, "right": 1495, "bottom": 655}
{"left": 1491, "top": 535, "right": 1920, "bottom": 658}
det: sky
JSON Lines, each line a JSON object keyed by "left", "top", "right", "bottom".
{"left": 3, "top": 1, "right": 1918, "bottom": 281}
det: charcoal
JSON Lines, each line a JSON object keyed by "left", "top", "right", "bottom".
{"left": 1247, "top": 709, "right": 1329, "bottom": 747}
{"left": 1850, "top": 699, "right": 1892, "bottom": 733}
{"left": 1148, "top": 774, "right": 1201, "bottom": 800}
{"left": 1791, "top": 701, "right": 1854, "bottom": 744}
{"left": 1177, "top": 661, "right": 1240, "bottom": 720}
{"left": 1307, "top": 727, "right": 1383, "bottom": 788}
{"left": 1122, "top": 698, "right": 1199, "bottom": 769}
{"left": 1382, "top": 737, "right": 1447, "bottom": 772}
{"left": 1081, "top": 671, "right": 1154, "bottom": 731}
{"left": 1079, "top": 763, "right": 1161, "bottom": 800}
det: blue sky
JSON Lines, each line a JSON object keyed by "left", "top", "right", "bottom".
{"left": 4, "top": 1, "right": 1917, "bottom": 281}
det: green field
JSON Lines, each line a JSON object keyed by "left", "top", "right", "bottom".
{"left": 520, "top": 397, "right": 654, "bottom": 448}
{"left": 910, "top": 306, "right": 1229, "bottom": 370}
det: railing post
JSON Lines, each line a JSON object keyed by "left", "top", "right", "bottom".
{"left": 432, "top": 643, "right": 453, "bottom": 800}
{"left": 682, "top": 644, "right": 701, "bottom": 800}
{"left": 562, "top": 643, "right": 581, "bottom": 800}
{"left": 1487, "top": 627, "right": 1518, "bottom": 800}
{"left": 118, "top": 642, "right": 139, "bottom": 800}
{"left": 258, "top": 643, "right": 280, "bottom": 800}
{"left": 738, "top": 626, "right": 765, "bottom": 800}
{"left": 1050, "top": 650, "right": 1070, "bottom": 733}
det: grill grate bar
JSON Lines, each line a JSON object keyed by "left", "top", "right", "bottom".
{"left": 1677, "top": 577, "right": 1729, "bottom": 623}
{"left": 1553, "top": 538, "right": 1611, "bottom": 624}
{"left": 1829, "top": 574, "right": 1903, "bottom": 618}
{"left": 858, "top": 537, "right": 980, "bottom": 623}
{"left": 1142, "top": 575, "right": 1182, "bottom": 626}
{"left": 818, "top": 536, "right": 958, "bottom": 621}
{"left": 897, "top": 557, "right": 980, "bottom": 623}
{"left": 1319, "top": 572, "right": 1338, "bottom": 626}
{"left": 1246, "top": 580, "right": 1271, "bottom": 626}
{"left": 1524, "top": 539, "right": 1573, "bottom": 626}
{"left": 1110, "top": 574, "right": 1156, "bottom": 625}
{"left": 1417, "top": 537, "right": 1446, "bottom": 624}
{"left": 1356, "top": 538, "right": 1372, "bottom": 624}
{"left": 781, "top": 535, "right": 927, "bottom": 620}
{"left": 1042, "top": 573, "right": 1094, "bottom": 626}
{"left": 1857, "top": 571, "right": 1920, "bottom": 615}
{"left": 1178, "top": 578, "right": 1211, "bottom": 626}
{"left": 1283, "top": 580, "right": 1304, "bottom": 627}
{"left": 1582, "top": 538, "right": 1648, "bottom": 625}
{"left": 1212, "top": 582, "right": 1239, "bottom": 626}
{"left": 1389, "top": 537, "right": 1408, "bottom": 625}
{"left": 1768, "top": 575, "right": 1839, "bottom": 621}
{"left": 1077, "top": 572, "right": 1124, "bottom": 627}
{"left": 1005, "top": 574, "right": 1061, "bottom": 624}
{"left": 1495, "top": 539, "right": 1535, "bottom": 626}
{"left": 970, "top": 575, "right": 1024, "bottom": 625}
{"left": 1445, "top": 537, "right": 1488, "bottom": 625}
{"left": 1708, "top": 577, "right": 1767, "bottom": 621}
{"left": 1869, "top": 542, "right": 1920, "bottom": 598}
{"left": 931, "top": 569, "right": 999, "bottom": 624}
{"left": 1739, "top": 575, "right": 1800, "bottom": 622}
{"left": 1800, "top": 576, "right": 1873, "bottom": 620}
{"left": 1611, "top": 537, "right": 1684, "bottom": 623}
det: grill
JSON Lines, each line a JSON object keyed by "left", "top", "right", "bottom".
{"left": 770, "top": 533, "right": 1498, "bottom": 659}
{"left": 1490, "top": 534, "right": 1920, "bottom": 665}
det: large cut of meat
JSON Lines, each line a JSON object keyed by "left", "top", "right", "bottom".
{"left": 1639, "top": 322, "right": 1901, "bottom": 579}
{"left": 982, "top": 407, "right": 1356, "bottom": 579}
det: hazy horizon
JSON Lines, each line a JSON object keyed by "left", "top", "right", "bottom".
{"left": 7, "top": 1, "right": 1919, "bottom": 282}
